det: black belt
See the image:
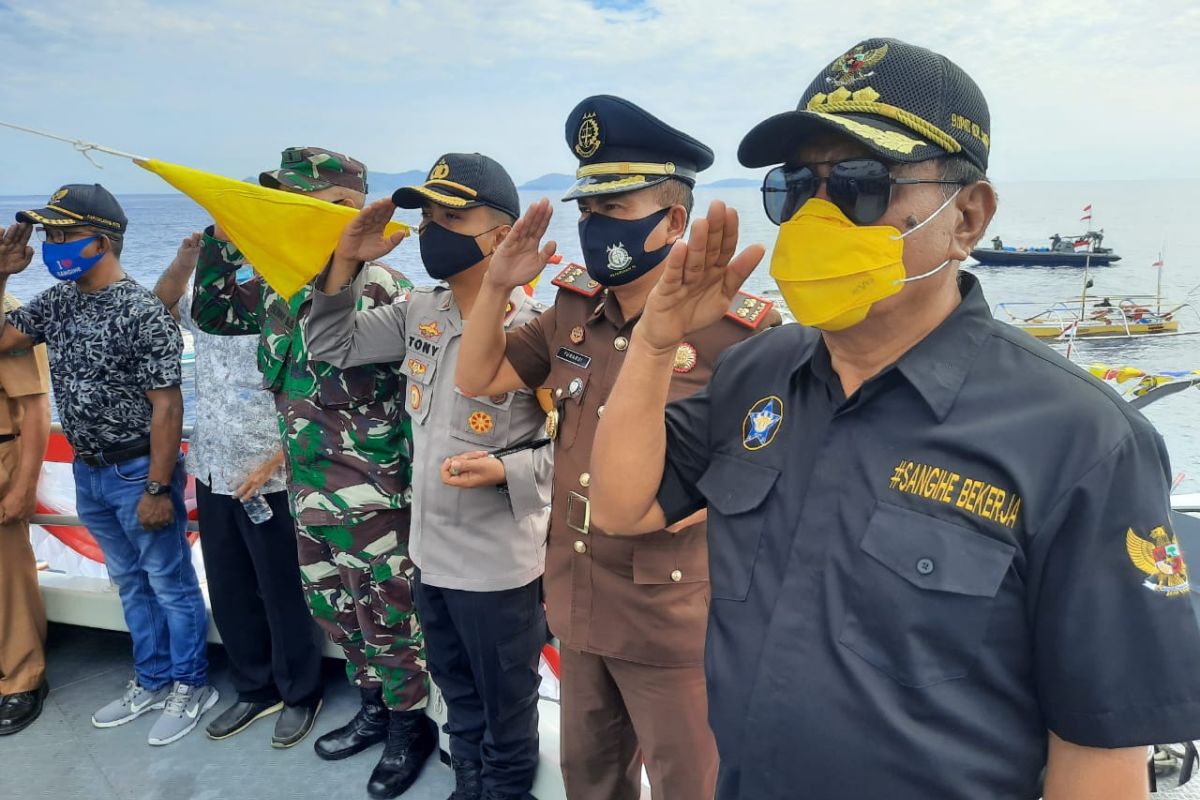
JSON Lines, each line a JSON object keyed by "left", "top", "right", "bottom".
{"left": 77, "top": 438, "right": 152, "bottom": 467}
{"left": 0, "top": 433, "right": 17, "bottom": 444}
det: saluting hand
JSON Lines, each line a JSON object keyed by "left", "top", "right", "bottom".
{"left": 334, "top": 198, "right": 409, "bottom": 266}
{"left": 0, "top": 223, "right": 35, "bottom": 276}
{"left": 485, "top": 198, "right": 557, "bottom": 291}
{"left": 637, "top": 201, "right": 765, "bottom": 351}
{"left": 440, "top": 450, "right": 507, "bottom": 489}
{"left": 172, "top": 232, "right": 203, "bottom": 273}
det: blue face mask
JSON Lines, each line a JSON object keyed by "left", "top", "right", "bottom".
{"left": 235, "top": 265, "right": 256, "bottom": 284}
{"left": 43, "top": 236, "right": 103, "bottom": 281}
{"left": 578, "top": 207, "right": 672, "bottom": 287}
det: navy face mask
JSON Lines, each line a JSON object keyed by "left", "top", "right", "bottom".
{"left": 419, "top": 220, "right": 495, "bottom": 280}
{"left": 578, "top": 207, "right": 672, "bottom": 287}
{"left": 43, "top": 236, "right": 103, "bottom": 281}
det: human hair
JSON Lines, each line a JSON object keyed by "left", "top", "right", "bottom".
{"left": 652, "top": 177, "right": 694, "bottom": 217}
{"left": 486, "top": 205, "right": 517, "bottom": 227}
{"left": 938, "top": 155, "right": 987, "bottom": 196}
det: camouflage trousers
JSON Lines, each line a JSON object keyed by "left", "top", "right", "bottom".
{"left": 297, "top": 508, "right": 428, "bottom": 710}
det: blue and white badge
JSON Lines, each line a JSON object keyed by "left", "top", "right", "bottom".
{"left": 743, "top": 395, "right": 783, "bottom": 451}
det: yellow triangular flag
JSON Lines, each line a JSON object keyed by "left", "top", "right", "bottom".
{"left": 137, "top": 159, "right": 409, "bottom": 298}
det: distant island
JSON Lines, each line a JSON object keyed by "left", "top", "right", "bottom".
{"left": 702, "top": 178, "right": 759, "bottom": 188}
{"left": 519, "top": 173, "right": 575, "bottom": 190}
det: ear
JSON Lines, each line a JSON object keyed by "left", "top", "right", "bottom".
{"left": 490, "top": 223, "right": 514, "bottom": 248}
{"left": 663, "top": 204, "right": 688, "bottom": 245}
{"left": 949, "top": 182, "right": 996, "bottom": 261}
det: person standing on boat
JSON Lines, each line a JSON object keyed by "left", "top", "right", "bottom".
{"left": 586, "top": 38, "right": 1200, "bottom": 799}
{"left": 0, "top": 186, "right": 216, "bottom": 746}
{"left": 0, "top": 266, "right": 51, "bottom": 738}
{"left": 455, "top": 97, "right": 778, "bottom": 800}
{"left": 307, "top": 153, "right": 552, "bottom": 800}
{"left": 190, "top": 148, "right": 436, "bottom": 799}
{"left": 154, "top": 236, "right": 325, "bottom": 748}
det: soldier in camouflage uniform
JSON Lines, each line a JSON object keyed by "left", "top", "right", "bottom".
{"left": 190, "top": 147, "right": 436, "bottom": 799}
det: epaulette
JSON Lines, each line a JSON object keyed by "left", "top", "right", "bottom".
{"left": 551, "top": 263, "right": 603, "bottom": 298}
{"left": 725, "top": 290, "right": 774, "bottom": 329}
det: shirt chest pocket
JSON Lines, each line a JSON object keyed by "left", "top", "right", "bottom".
{"left": 448, "top": 390, "right": 513, "bottom": 448}
{"left": 401, "top": 354, "right": 437, "bottom": 425}
{"left": 696, "top": 452, "right": 779, "bottom": 602}
{"left": 838, "top": 501, "right": 1016, "bottom": 688}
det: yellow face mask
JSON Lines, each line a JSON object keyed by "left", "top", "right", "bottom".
{"left": 769, "top": 193, "right": 959, "bottom": 331}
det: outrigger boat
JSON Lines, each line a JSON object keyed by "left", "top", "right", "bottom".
{"left": 971, "top": 230, "right": 1121, "bottom": 267}
{"left": 993, "top": 296, "right": 1198, "bottom": 340}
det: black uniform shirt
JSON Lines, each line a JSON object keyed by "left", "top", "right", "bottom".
{"left": 657, "top": 272, "right": 1200, "bottom": 799}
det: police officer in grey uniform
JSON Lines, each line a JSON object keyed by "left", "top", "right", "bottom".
{"left": 307, "top": 153, "right": 551, "bottom": 800}
{"left": 588, "top": 38, "right": 1200, "bottom": 799}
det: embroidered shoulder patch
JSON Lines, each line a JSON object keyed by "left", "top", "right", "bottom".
{"left": 1127, "top": 525, "right": 1190, "bottom": 597}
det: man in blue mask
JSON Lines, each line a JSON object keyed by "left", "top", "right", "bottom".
{"left": 0, "top": 184, "right": 214, "bottom": 747}
{"left": 454, "top": 97, "right": 778, "bottom": 800}
{"left": 307, "top": 153, "right": 553, "bottom": 800}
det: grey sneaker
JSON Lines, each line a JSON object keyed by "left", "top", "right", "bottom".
{"left": 91, "top": 679, "right": 171, "bottom": 728}
{"left": 147, "top": 682, "right": 219, "bottom": 746}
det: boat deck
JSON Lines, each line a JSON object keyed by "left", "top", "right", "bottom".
{"left": 6, "top": 624, "right": 1200, "bottom": 799}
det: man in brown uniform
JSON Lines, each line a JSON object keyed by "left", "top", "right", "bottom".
{"left": 456, "top": 95, "right": 776, "bottom": 800}
{"left": 0, "top": 239, "right": 53, "bottom": 735}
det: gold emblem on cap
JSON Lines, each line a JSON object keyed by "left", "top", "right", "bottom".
{"left": 575, "top": 111, "right": 601, "bottom": 159}
{"left": 51, "top": 188, "right": 68, "bottom": 203}
{"left": 827, "top": 42, "right": 889, "bottom": 88}
{"left": 430, "top": 159, "right": 451, "bottom": 181}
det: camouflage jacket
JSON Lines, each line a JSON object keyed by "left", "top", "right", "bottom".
{"left": 190, "top": 231, "right": 414, "bottom": 528}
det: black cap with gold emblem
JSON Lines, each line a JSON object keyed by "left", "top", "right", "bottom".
{"left": 562, "top": 95, "right": 714, "bottom": 201}
{"left": 392, "top": 153, "right": 520, "bottom": 220}
{"left": 16, "top": 183, "right": 128, "bottom": 233}
{"left": 738, "top": 38, "right": 990, "bottom": 171}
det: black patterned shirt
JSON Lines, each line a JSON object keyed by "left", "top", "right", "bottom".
{"left": 7, "top": 277, "right": 182, "bottom": 455}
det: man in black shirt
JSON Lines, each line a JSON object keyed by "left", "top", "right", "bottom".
{"left": 588, "top": 38, "right": 1200, "bottom": 799}
{"left": 0, "top": 184, "right": 216, "bottom": 747}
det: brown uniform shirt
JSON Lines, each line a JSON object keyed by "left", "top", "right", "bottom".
{"left": 0, "top": 296, "right": 50, "bottom": 438}
{"left": 505, "top": 266, "right": 775, "bottom": 666}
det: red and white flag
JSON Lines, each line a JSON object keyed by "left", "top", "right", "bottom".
{"left": 1080, "top": 203, "right": 1093, "bottom": 222}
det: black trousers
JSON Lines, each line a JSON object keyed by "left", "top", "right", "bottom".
{"left": 414, "top": 571, "right": 545, "bottom": 795}
{"left": 196, "top": 481, "right": 323, "bottom": 708}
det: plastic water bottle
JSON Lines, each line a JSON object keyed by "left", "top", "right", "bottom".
{"left": 241, "top": 493, "right": 274, "bottom": 524}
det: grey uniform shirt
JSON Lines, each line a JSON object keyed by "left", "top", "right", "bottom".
{"left": 308, "top": 273, "right": 551, "bottom": 592}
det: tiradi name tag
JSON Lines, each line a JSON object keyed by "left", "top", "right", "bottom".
{"left": 555, "top": 347, "right": 592, "bottom": 369}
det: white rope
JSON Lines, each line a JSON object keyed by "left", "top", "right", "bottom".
{"left": 0, "top": 120, "right": 147, "bottom": 168}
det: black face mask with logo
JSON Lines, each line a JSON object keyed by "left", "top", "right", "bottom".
{"left": 419, "top": 220, "right": 497, "bottom": 280}
{"left": 578, "top": 207, "right": 672, "bottom": 287}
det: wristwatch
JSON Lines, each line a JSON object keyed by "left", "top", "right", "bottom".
{"left": 144, "top": 481, "right": 167, "bottom": 496}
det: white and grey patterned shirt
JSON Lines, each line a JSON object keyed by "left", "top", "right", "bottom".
{"left": 178, "top": 292, "right": 286, "bottom": 496}
{"left": 8, "top": 277, "right": 181, "bottom": 455}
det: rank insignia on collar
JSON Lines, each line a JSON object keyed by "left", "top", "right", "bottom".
{"left": 673, "top": 342, "right": 697, "bottom": 373}
{"left": 570, "top": 325, "right": 585, "bottom": 344}
{"left": 725, "top": 290, "right": 774, "bottom": 329}
{"left": 1127, "top": 525, "right": 1191, "bottom": 597}
{"left": 551, "top": 264, "right": 603, "bottom": 298}
{"left": 468, "top": 410, "right": 495, "bottom": 435}
{"left": 743, "top": 395, "right": 783, "bottom": 451}
{"left": 418, "top": 320, "right": 444, "bottom": 339}
{"left": 409, "top": 385, "right": 422, "bottom": 411}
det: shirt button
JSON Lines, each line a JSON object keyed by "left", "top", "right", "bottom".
{"left": 579, "top": 472, "right": 591, "bottom": 487}
{"left": 597, "top": 405, "right": 605, "bottom": 418}
{"left": 916, "top": 557, "right": 935, "bottom": 576}
{"left": 574, "top": 540, "right": 587, "bottom": 554}
{"left": 614, "top": 336, "right": 629, "bottom": 351}
{"left": 670, "top": 569, "right": 683, "bottom": 582}
{"left": 555, "top": 388, "right": 564, "bottom": 399}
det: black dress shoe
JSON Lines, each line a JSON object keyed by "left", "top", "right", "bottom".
{"left": 314, "top": 687, "right": 389, "bottom": 761}
{"left": 205, "top": 699, "right": 284, "bottom": 740}
{"left": 273, "top": 699, "right": 322, "bottom": 748}
{"left": 445, "top": 758, "right": 482, "bottom": 800}
{"left": 0, "top": 681, "right": 48, "bottom": 736}
{"left": 366, "top": 710, "right": 438, "bottom": 798}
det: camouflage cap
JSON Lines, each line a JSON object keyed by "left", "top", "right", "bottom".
{"left": 259, "top": 146, "right": 369, "bottom": 194}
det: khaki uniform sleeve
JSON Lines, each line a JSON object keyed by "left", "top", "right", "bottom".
{"left": 504, "top": 304, "right": 556, "bottom": 388}
{"left": 0, "top": 344, "right": 50, "bottom": 399}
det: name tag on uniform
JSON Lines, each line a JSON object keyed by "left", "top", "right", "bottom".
{"left": 267, "top": 301, "right": 296, "bottom": 338}
{"left": 556, "top": 347, "right": 592, "bottom": 370}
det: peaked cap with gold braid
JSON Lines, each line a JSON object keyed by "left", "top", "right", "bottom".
{"left": 739, "top": 38, "right": 990, "bottom": 171}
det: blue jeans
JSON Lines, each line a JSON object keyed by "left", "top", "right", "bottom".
{"left": 73, "top": 453, "right": 208, "bottom": 688}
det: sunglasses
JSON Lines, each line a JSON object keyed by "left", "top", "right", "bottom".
{"left": 35, "top": 227, "right": 102, "bottom": 244}
{"left": 761, "top": 158, "right": 965, "bottom": 226}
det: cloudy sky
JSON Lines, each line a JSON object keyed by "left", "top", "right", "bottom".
{"left": 0, "top": 0, "right": 1196, "bottom": 194}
